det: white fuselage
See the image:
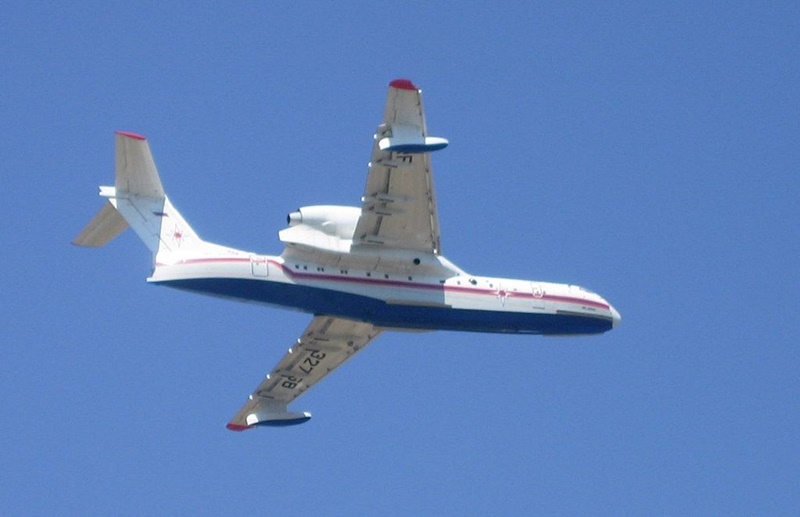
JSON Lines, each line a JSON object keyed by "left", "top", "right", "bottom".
{"left": 149, "top": 248, "right": 620, "bottom": 335}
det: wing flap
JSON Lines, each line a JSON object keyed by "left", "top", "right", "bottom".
{"left": 227, "top": 316, "right": 381, "bottom": 431}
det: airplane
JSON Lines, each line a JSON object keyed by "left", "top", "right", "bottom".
{"left": 74, "top": 79, "right": 621, "bottom": 431}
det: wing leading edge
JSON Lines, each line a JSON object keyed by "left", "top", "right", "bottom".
{"left": 353, "top": 79, "right": 448, "bottom": 254}
{"left": 227, "top": 316, "right": 381, "bottom": 430}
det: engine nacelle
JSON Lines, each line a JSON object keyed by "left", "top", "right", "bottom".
{"left": 280, "top": 205, "right": 361, "bottom": 253}
{"left": 285, "top": 205, "right": 361, "bottom": 237}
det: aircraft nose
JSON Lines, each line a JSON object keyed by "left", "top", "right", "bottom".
{"left": 610, "top": 305, "right": 622, "bottom": 328}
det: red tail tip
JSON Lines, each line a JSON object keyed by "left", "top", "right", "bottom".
{"left": 116, "top": 130, "right": 146, "bottom": 141}
{"left": 389, "top": 79, "right": 417, "bottom": 91}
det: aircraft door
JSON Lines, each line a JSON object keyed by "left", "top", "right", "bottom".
{"left": 531, "top": 283, "right": 545, "bottom": 310}
{"left": 251, "top": 256, "right": 269, "bottom": 277}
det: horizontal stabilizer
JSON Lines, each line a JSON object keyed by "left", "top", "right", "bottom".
{"left": 72, "top": 202, "right": 129, "bottom": 247}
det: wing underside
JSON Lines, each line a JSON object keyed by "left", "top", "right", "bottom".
{"left": 227, "top": 316, "right": 381, "bottom": 430}
{"left": 353, "top": 79, "right": 447, "bottom": 254}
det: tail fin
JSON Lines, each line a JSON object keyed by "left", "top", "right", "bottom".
{"left": 73, "top": 131, "right": 208, "bottom": 258}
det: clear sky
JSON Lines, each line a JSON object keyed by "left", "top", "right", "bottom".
{"left": 3, "top": 2, "right": 799, "bottom": 514}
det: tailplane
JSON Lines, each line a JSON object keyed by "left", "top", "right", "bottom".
{"left": 73, "top": 131, "right": 211, "bottom": 259}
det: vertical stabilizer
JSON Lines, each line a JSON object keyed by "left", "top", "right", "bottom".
{"left": 74, "top": 131, "right": 210, "bottom": 258}
{"left": 114, "top": 131, "right": 164, "bottom": 197}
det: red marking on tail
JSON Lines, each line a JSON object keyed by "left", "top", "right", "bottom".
{"left": 116, "top": 130, "right": 146, "bottom": 141}
{"left": 389, "top": 79, "right": 417, "bottom": 91}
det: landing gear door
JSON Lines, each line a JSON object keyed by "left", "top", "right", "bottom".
{"left": 531, "top": 283, "right": 545, "bottom": 310}
{"left": 251, "top": 255, "right": 269, "bottom": 277}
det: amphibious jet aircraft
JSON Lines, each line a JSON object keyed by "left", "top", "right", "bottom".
{"left": 74, "top": 79, "right": 620, "bottom": 430}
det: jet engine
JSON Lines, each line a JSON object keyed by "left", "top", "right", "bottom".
{"left": 280, "top": 205, "right": 361, "bottom": 253}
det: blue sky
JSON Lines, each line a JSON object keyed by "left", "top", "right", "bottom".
{"left": 3, "top": 2, "right": 799, "bottom": 514}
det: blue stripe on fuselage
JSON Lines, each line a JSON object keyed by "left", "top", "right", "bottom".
{"left": 154, "top": 277, "right": 612, "bottom": 335}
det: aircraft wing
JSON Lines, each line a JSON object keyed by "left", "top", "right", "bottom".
{"left": 353, "top": 79, "right": 449, "bottom": 255}
{"left": 227, "top": 316, "right": 381, "bottom": 430}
